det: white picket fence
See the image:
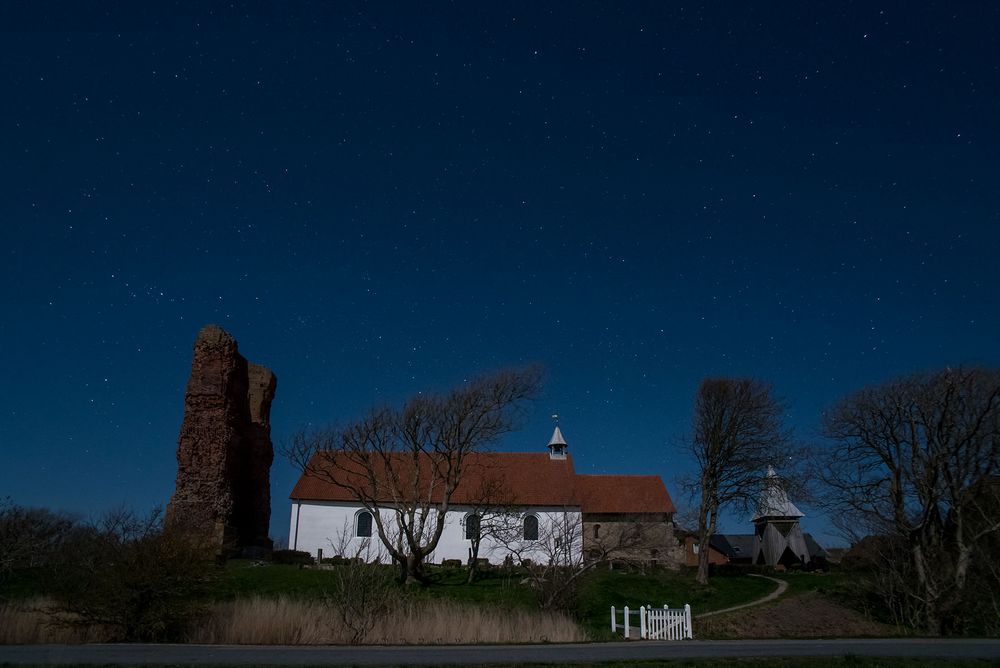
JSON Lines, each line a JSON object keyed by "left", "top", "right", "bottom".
{"left": 610, "top": 603, "right": 693, "bottom": 640}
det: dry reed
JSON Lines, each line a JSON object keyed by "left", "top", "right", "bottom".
{"left": 0, "top": 598, "right": 112, "bottom": 644}
{"left": 3, "top": 595, "right": 587, "bottom": 645}
{"left": 189, "top": 596, "right": 588, "bottom": 645}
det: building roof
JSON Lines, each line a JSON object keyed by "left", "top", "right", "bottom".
{"left": 803, "top": 533, "right": 828, "bottom": 559}
{"left": 710, "top": 534, "right": 755, "bottom": 559}
{"left": 575, "top": 474, "right": 675, "bottom": 514}
{"left": 753, "top": 466, "right": 804, "bottom": 520}
{"left": 710, "top": 532, "right": 828, "bottom": 561}
{"left": 290, "top": 450, "right": 675, "bottom": 514}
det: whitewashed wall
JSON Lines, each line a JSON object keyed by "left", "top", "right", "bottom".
{"left": 289, "top": 500, "right": 581, "bottom": 565}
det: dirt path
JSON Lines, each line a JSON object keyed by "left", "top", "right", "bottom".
{"left": 695, "top": 574, "right": 788, "bottom": 619}
{"left": 696, "top": 590, "right": 900, "bottom": 638}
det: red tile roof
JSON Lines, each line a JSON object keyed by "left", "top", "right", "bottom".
{"left": 290, "top": 451, "right": 675, "bottom": 514}
{"left": 575, "top": 474, "right": 676, "bottom": 514}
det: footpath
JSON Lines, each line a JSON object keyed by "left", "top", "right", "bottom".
{"left": 695, "top": 574, "right": 788, "bottom": 619}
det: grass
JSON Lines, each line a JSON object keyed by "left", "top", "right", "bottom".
{"left": 413, "top": 565, "right": 540, "bottom": 608}
{"left": 1, "top": 561, "right": 837, "bottom": 645}
{"left": 576, "top": 567, "right": 776, "bottom": 638}
{"left": 209, "top": 561, "right": 780, "bottom": 640}
{"left": 191, "top": 596, "right": 587, "bottom": 644}
{"left": 1, "top": 596, "right": 587, "bottom": 645}
{"left": 776, "top": 571, "right": 854, "bottom": 598}
{"left": 207, "top": 561, "right": 540, "bottom": 608}
{"left": 207, "top": 560, "right": 343, "bottom": 601}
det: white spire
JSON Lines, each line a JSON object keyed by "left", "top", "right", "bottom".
{"left": 753, "top": 466, "right": 804, "bottom": 520}
{"left": 548, "top": 426, "right": 567, "bottom": 447}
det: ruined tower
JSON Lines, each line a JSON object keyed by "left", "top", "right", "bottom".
{"left": 165, "top": 325, "right": 277, "bottom": 557}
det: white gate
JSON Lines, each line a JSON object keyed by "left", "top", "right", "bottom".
{"left": 611, "top": 604, "right": 692, "bottom": 640}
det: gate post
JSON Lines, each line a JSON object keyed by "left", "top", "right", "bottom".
{"left": 610, "top": 606, "right": 616, "bottom": 634}
{"left": 623, "top": 606, "right": 630, "bottom": 639}
{"left": 639, "top": 605, "right": 647, "bottom": 639}
{"left": 684, "top": 603, "right": 693, "bottom": 639}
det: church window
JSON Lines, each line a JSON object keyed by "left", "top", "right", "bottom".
{"left": 465, "top": 513, "right": 481, "bottom": 540}
{"left": 523, "top": 514, "right": 539, "bottom": 540}
{"left": 356, "top": 510, "right": 373, "bottom": 538}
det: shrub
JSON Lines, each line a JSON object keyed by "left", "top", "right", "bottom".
{"left": 0, "top": 499, "right": 77, "bottom": 584}
{"left": 271, "top": 550, "right": 314, "bottom": 566}
{"left": 440, "top": 559, "right": 462, "bottom": 568}
{"left": 46, "top": 507, "right": 214, "bottom": 642}
{"left": 326, "top": 562, "right": 396, "bottom": 643}
{"left": 320, "top": 555, "right": 347, "bottom": 566}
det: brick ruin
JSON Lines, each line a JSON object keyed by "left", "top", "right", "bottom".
{"left": 165, "top": 325, "right": 277, "bottom": 557}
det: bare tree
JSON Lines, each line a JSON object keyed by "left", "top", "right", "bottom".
{"left": 819, "top": 367, "right": 1000, "bottom": 635}
{"left": 47, "top": 506, "right": 213, "bottom": 642}
{"left": 491, "top": 510, "right": 655, "bottom": 609}
{"left": 326, "top": 517, "right": 388, "bottom": 563}
{"left": 0, "top": 499, "right": 77, "bottom": 584}
{"left": 284, "top": 366, "right": 542, "bottom": 585}
{"left": 681, "top": 378, "right": 791, "bottom": 585}
{"left": 461, "top": 472, "right": 516, "bottom": 584}
{"left": 492, "top": 510, "right": 586, "bottom": 609}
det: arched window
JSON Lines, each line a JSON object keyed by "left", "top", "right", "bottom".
{"left": 465, "top": 513, "right": 481, "bottom": 540}
{"left": 593, "top": 524, "right": 601, "bottom": 539}
{"left": 356, "top": 510, "right": 373, "bottom": 538}
{"left": 523, "top": 514, "right": 539, "bottom": 541}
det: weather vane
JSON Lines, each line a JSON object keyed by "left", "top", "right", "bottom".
{"left": 551, "top": 413, "right": 560, "bottom": 425}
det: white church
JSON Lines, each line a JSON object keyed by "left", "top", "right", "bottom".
{"left": 288, "top": 427, "right": 683, "bottom": 567}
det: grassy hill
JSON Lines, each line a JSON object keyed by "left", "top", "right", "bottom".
{"left": 207, "top": 560, "right": 777, "bottom": 639}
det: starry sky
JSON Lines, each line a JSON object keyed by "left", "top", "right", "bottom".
{"left": 2, "top": 2, "right": 998, "bottom": 548}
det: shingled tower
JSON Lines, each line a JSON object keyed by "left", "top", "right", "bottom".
{"left": 751, "top": 466, "right": 809, "bottom": 567}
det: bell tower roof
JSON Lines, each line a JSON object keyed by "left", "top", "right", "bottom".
{"left": 753, "top": 466, "right": 804, "bottom": 520}
{"left": 548, "top": 426, "right": 568, "bottom": 459}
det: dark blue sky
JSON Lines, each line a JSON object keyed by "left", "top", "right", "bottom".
{"left": 2, "top": 2, "right": 998, "bottom": 547}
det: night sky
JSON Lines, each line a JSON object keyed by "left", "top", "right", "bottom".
{"left": 2, "top": 2, "right": 998, "bottom": 548}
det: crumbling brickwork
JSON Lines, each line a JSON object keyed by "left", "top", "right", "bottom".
{"left": 165, "top": 325, "right": 277, "bottom": 556}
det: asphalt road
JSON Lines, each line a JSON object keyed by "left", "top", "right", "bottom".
{"left": 2, "top": 639, "right": 1000, "bottom": 665}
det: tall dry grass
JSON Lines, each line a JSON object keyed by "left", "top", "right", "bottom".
{"left": 189, "top": 596, "right": 587, "bottom": 645}
{"left": 0, "top": 598, "right": 112, "bottom": 644}
{"left": 3, "top": 595, "right": 587, "bottom": 645}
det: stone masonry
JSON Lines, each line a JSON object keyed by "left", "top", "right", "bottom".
{"left": 165, "top": 325, "right": 277, "bottom": 556}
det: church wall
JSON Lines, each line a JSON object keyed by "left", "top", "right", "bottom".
{"left": 582, "top": 514, "right": 683, "bottom": 569}
{"left": 289, "top": 500, "right": 581, "bottom": 565}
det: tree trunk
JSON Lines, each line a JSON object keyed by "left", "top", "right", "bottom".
{"left": 696, "top": 534, "right": 710, "bottom": 585}
{"left": 467, "top": 540, "right": 480, "bottom": 584}
{"left": 404, "top": 552, "right": 425, "bottom": 586}
{"left": 696, "top": 503, "right": 715, "bottom": 585}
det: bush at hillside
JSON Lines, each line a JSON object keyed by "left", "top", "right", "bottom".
{"left": 47, "top": 507, "right": 215, "bottom": 642}
{"left": 270, "top": 549, "right": 314, "bottom": 566}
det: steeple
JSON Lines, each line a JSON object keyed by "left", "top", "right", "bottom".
{"left": 548, "top": 425, "right": 568, "bottom": 459}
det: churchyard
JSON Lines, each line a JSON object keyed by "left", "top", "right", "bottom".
{"left": 1, "top": 550, "right": 877, "bottom": 645}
